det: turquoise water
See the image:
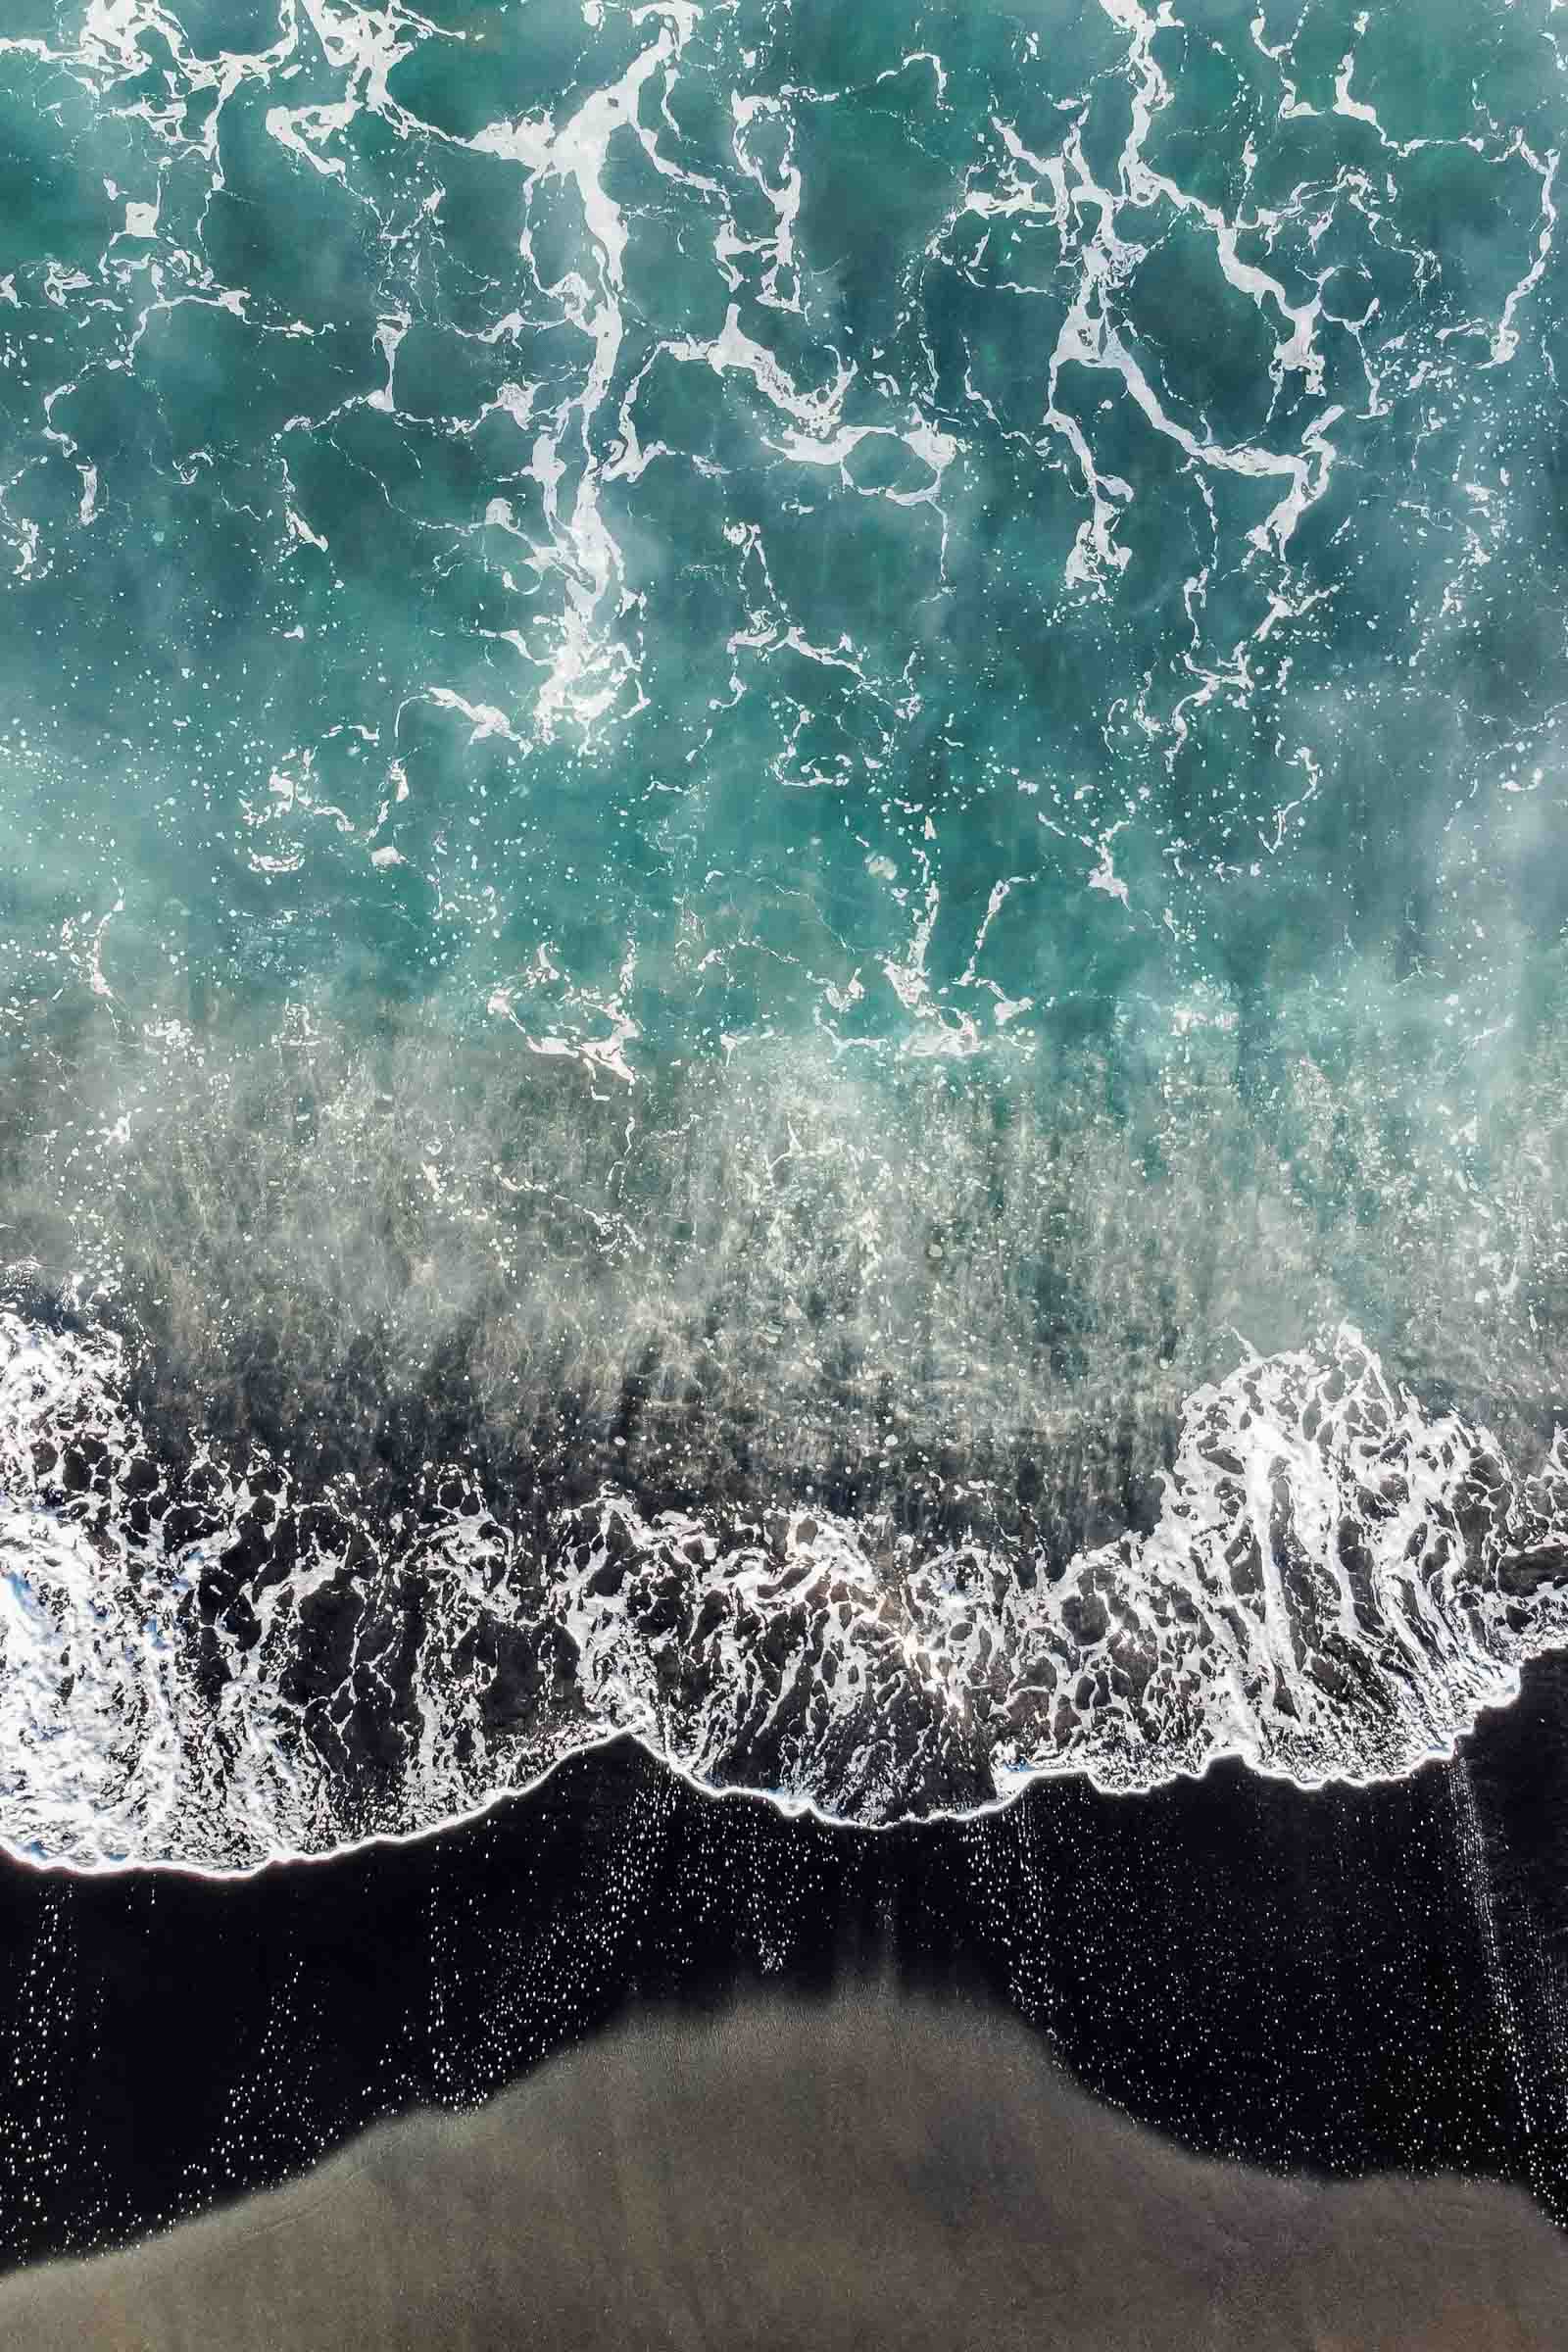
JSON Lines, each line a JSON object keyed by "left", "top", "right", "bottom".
{"left": 2, "top": 1, "right": 1568, "bottom": 1865}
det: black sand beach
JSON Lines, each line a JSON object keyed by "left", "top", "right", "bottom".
{"left": 2, "top": 1655, "right": 1568, "bottom": 2310}
{"left": 3, "top": 1992, "right": 1566, "bottom": 2352}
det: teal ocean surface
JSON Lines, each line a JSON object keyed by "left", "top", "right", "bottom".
{"left": 2, "top": 0, "right": 1568, "bottom": 1868}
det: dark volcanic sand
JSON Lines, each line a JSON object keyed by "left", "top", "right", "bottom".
{"left": 7, "top": 1684, "right": 1568, "bottom": 2276}
{"left": 2, "top": 1993, "right": 1564, "bottom": 2352}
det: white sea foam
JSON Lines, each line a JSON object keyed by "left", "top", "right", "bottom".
{"left": 10, "top": 0, "right": 1545, "bottom": 768}
{"left": 2, "top": 1308, "right": 1565, "bottom": 1873}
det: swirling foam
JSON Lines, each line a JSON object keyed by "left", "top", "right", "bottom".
{"left": 3, "top": 1307, "right": 1565, "bottom": 1872}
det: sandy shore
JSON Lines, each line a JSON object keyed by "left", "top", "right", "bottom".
{"left": 2, "top": 1992, "right": 1563, "bottom": 2350}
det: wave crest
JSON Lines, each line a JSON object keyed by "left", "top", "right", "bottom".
{"left": 3, "top": 1310, "right": 1565, "bottom": 1871}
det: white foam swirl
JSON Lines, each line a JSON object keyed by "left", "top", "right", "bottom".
{"left": 2, "top": 1310, "right": 1564, "bottom": 1872}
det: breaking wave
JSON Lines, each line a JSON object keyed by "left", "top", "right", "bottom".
{"left": 4, "top": 1301, "right": 1566, "bottom": 1873}
{"left": 4, "top": 990, "right": 1568, "bottom": 1873}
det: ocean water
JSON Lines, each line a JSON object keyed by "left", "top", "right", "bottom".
{"left": 1, "top": 0, "right": 1567, "bottom": 1869}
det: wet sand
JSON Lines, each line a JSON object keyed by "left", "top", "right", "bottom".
{"left": 2, "top": 1993, "right": 1563, "bottom": 2351}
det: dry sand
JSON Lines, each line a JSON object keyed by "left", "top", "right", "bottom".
{"left": 2, "top": 1993, "right": 1564, "bottom": 2350}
